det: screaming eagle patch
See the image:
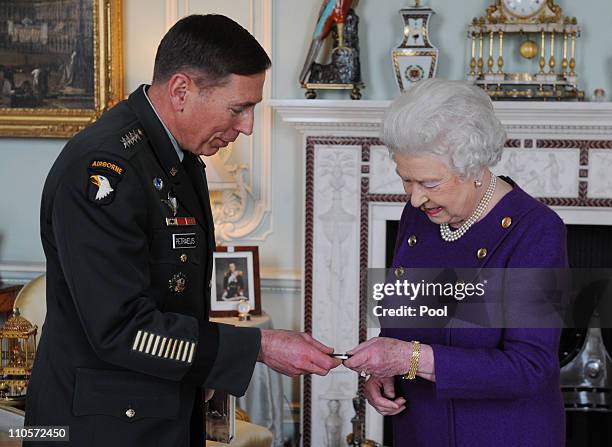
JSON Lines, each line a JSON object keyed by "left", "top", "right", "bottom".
{"left": 87, "top": 159, "right": 125, "bottom": 205}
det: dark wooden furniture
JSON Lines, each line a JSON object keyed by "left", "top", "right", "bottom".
{"left": 0, "top": 285, "right": 23, "bottom": 313}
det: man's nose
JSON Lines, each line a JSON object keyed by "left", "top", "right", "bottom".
{"left": 235, "top": 109, "right": 255, "bottom": 136}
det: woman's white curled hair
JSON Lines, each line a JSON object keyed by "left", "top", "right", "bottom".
{"left": 381, "top": 79, "right": 506, "bottom": 178}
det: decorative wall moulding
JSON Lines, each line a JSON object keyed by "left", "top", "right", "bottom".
{"left": 0, "top": 262, "right": 47, "bottom": 285}
{"left": 270, "top": 100, "right": 612, "bottom": 135}
{"left": 270, "top": 99, "right": 387, "bottom": 133}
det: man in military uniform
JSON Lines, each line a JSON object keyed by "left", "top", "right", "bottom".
{"left": 25, "top": 15, "right": 340, "bottom": 446}
{"left": 222, "top": 262, "right": 244, "bottom": 300}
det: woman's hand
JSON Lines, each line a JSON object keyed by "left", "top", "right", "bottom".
{"left": 364, "top": 376, "right": 406, "bottom": 416}
{"left": 344, "top": 337, "right": 411, "bottom": 377}
{"left": 344, "top": 337, "right": 436, "bottom": 382}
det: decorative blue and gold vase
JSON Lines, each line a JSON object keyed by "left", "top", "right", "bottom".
{"left": 391, "top": 1, "right": 439, "bottom": 91}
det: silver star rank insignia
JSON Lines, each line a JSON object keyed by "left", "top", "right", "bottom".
{"left": 121, "top": 128, "right": 143, "bottom": 149}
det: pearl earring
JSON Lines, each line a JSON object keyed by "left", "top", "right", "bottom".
{"left": 474, "top": 179, "right": 483, "bottom": 187}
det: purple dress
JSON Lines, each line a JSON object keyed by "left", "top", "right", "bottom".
{"left": 382, "top": 178, "right": 566, "bottom": 446}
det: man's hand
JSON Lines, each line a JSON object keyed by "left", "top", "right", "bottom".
{"left": 363, "top": 376, "right": 406, "bottom": 416}
{"left": 257, "top": 329, "right": 341, "bottom": 377}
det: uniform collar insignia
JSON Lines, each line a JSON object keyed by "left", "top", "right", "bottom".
{"left": 121, "top": 128, "right": 144, "bottom": 149}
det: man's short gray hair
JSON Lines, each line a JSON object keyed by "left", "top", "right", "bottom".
{"left": 381, "top": 79, "right": 506, "bottom": 178}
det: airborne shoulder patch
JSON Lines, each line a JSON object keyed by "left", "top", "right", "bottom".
{"left": 87, "top": 159, "right": 125, "bottom": 205}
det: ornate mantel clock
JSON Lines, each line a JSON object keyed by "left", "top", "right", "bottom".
{"left": 467, "top": 0, "right": 583, "bottom": 100}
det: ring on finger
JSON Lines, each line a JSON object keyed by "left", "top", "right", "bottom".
{"left": 359, "top": 370, "right": 369, "bottom": 378}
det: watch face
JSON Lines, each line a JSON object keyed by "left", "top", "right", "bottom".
{"left": 502, "top": 0, "right": 545, "bottom": 18}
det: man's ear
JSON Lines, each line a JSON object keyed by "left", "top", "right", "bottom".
{"left": 166, "top": 73, "right": 191, "bottom": 112}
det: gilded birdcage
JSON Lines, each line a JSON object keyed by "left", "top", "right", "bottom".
{"left": 0, "top": 308, "right": 37, "bottom": 403}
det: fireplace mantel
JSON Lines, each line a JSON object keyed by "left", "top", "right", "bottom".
{"left": 270, "top": 99, "right": 612, "bottom": 135}
{"left": 271, "top": 99, "right": 612, "bottom": 447}
{"left": 271, "top": 99, "right": 612, "bottom": 135}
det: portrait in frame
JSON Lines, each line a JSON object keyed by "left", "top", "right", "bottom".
{"left": 210, "top": 246, "right": 262, "bottom": 317}
{"left": 0, "top": 0, "right": 123, "bottom": 138}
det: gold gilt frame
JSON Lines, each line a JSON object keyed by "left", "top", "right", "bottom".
{"left": 0, "top": 0, "right": 123, "bottom": 138}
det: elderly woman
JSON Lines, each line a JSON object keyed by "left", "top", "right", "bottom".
{"left": 344, "top": 79, "right": 566, "bottom": 446}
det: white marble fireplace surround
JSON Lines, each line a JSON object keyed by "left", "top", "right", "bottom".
{"left": 271, "top": 99, "right": 612, "bottom": 447}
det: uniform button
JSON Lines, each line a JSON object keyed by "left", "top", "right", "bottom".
{"left": 394, "top": 267, "right": 405, "bottom": 278}
{"left": 126, "top": 408, "right": 136, "bottom": 418}
{"left": 407, "top": 235, "right": 417, "bottom": 247}
{"left": 180, "top": 253, "right": 188, "bottom": 263}
{"left": 501, "top": 216, "right": 512, "bottom": 229}
{"left": 477, "top": 248, "right": 488, "bottom": 259}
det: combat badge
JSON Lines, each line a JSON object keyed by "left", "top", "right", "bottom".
{"left": 169, "top": 272, "right": 187, "bottom": 293}
{"left": 87, "top": 159, "right": 124, "bottom": 205}
{"left": 161, "top": 190, "right": 178, "bottom": 216}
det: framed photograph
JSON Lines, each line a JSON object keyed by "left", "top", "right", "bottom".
{"left": 0, "top": 0, "right": 123, "bottom": 138}
{"left": 210, "top": 246, "right": 261, "bottom": 317}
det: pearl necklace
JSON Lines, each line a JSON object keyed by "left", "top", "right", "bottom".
{"left": 439, "top": 175, "right": 497, "bottom": 242}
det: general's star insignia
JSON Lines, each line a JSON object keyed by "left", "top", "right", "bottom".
{"left": 121, "top": 128, "right": 143, "bottom": 149}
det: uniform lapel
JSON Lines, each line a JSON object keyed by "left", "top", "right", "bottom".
{"left": 182, "top": 152, "right": 216, "bottom": 316}
{"left": 172, "top": 167, "right": 207, "bottom": 231}
{"left": 182, "top": 152, "right": 216, "bottom": 279}
{"left": 127, "top": 86, "right": 206, "bottom": 230}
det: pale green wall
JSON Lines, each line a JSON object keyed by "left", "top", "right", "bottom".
{"left": 275, "top": 0, "right": 612, "bottom": 100}
{"left": 0, "top": 140, "right": 62, "bottom": 262}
